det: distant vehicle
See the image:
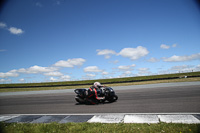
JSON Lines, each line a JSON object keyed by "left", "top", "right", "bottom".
{"left": 74, "top": 86, "right": 118, "bottom": 104}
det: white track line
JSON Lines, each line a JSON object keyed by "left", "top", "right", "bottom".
{"left": 158, "top": 115, "right": 200, "bottom": 124}
{"left": 124, "top": 115, "right": 159, "bottom": 123}
{"left": 88, "top": 114, "right": 124, "bottom": 123}
{"left": 0, "top": 115, "right": 19, "bottom": 122}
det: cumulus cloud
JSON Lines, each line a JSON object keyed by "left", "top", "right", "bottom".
{"left": 0, "top": 70, "right": 19, "bottom": 78}
{"left": 118, "top": 64, "right": 136, "bottom": 70}
{"left": 60, "top": 75, "right": 71, "bottom": 81}
{"left": 159, "top": 64, "right": 200, "bottom": 74}
{"left": 84, "top": 66, "right": 102, "bottom": 72}
{"left": 18, "top": 78, "right": 25, "bottom": 82}
{"left": 160, "top": 43, "right": 177, "bottom": 49}
{"left": 49, "top": 75, "right": 71, "bottom": 82}
{"left": 109, "top": 60, "right": 119, "bottom": 64}
{"left": 148, "top": 57, "right": 159, "bottom": 63}
{"left": 102, "top": 71, "right": 109, "bottom": 75}
{"left": 44, "top": 71, "right": 63, "bottom": 77}
{"left": 96, "top": 49, "right": 117, "bottom": 59}
{"left": 86, "top": 74, "right": 96, "bottom": 77}
{"left": 163, "top": 53, "right": 200, "bottom": 62}
{"left": 0, "top": 57, "right": 86, "bottom": 83}
{"left": 97, "top": 46, "right": 149, "bottom": 61}
{"left": 170, "top": 65, "right": 193, "bottom": 71}
{"left": 0, "top": 22, "right": 7, "bottom": 28}
{"left": 196, "top": 65, "right": 200, "bottom": 71}
{"left": 0, "top": 79, "right": 12, "bottom": 83}
{"left": 138, "top": 68, "right": 151, "bottom": 76}
{"left": 138, "top": 68, "right": 149, "bottom": 71}
{"left": 118, "top": 46, "right": 149, "bottom": 60}
{"left": 0, "top": 57, "right": 87, "bottom": 83}
{"left": 54, "top": 58, "right": 86, "bottom": 67}
{"left": 119, "top": 71, "right": 133, "bottom": 78}
{"left": 170, "top": 65, "right": 200, "bottom": 72}
{"left": 160, "top": 44, "right": 170, "bottom": 49}
{"left": 0, "top": 66, "right": 59, "bottom": 79}
{"left": 0, "top": 22, "right": 24, "bottom": 35}
{"left": 50, "top": 77, "right": 58, "bottom": 82}
{"left": 18, "top": 65, "right": 58, "bottom": 74}
{"left": 9, "top": 27, "right": 24, "bottom": 35}
{"left": 115, "top": 64, "right": 136, "bottom": 77}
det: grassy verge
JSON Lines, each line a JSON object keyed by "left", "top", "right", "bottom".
{"left": 0, "top": 72, "right": 200, "bottom": 93}
{"left": 0, "top": 77, "right": 200, "bottom": 93}
{"left": 1, "top": 72, "right": 200, "bottom": 87}
{"left": 0, "top": 122, "right": 200, "bottom": 133}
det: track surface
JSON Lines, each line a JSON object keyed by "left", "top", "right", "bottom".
{"left": 0, "top": 82, "right": 200, "bottom": 114}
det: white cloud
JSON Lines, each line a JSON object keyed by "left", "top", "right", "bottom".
{"left": 109, "top": 60, "right": 119, "bottom": 64}
{"left": 160, "top": 44, "right": 170, "bottom": 49}
{"left": 118, "top": 46, "right": 149, "bottom": 60}
{"left": 60, "top": 75, "right": 71, "bottom": 81}
{"left": 170, "top": 64, "right": 200, "bottom": 72}
{"left": 49, "top": 75, "right": 71, "bottom": 82}
{"left": 160, "top": 43, "right": 177, "bottom": 49}
{"left": 118, "top": 64, "right": 136, "bottom": 70}
{"left": 124, "top": 71, "right": 132, "bottom": 75}
{"left": 0, "top": 70, "right": 19, "bottom": 78}
{"left": 138, "top": 68, "right": 149, "bottom": 71}
{"left": 86, "top": 74, "right": 96, "bottom": 77}
{"left": 159, "top": 64, "right": 200, "bottom": 74}
{"left": 163, "top": 53, "right": 200, "bottom": 62}
{"left": 19, "top": 78, "right": 25, "bottom": 82}
{"left": 54, "top": 58, "right": 86, "bottom": 67}
{"left": 118, "top": 71, "right": 133, "bottom": 78}
{"left": 138, "top": 68, "right": 151, "bottom": 76}
{"left": 0, "top": 57, "right": 85, "bottom": 83}
{"left": 195, "top": 65, "right": 200, "bottom": 71}
{"left": 50, "top": 77, "right": 58, "bottom": 82}
{"left": 44, "top": 71, "right": 63, "bottom": 77}
{"left": 102, "top": 71, "right": 109, "bottom": 75}
{"left": 97, "top": 49, "right": 117, "bottom": 59}
{"left": 84, "top": 66, "right": 102, "bottom": 72}
{"left": 148, "top": 57, "right": 159, "bottom": 63}
{"left": 170, "top": 65, "right": 193, "bottom": 71}
{"left": 0, "top": 22, "right": 24, "bottom": 35}
{"left": 9, "top": 27, "right": 24, "bottom": 35}
{"left": 118, "top": 66, "right": 130, "bottom": 70}
{"left": 0, "top": 79, "right": 12, "bottom": 83}
{"left": 0, "top": 22, "right": 7, "bottom": 28}
{"left": 17, "top": 68, "right": 26, "bottom": 73}
{"left": 116, "top": 64, "right": 136, "bottom": 78}
{"left": 28, "top": 66, "right": 56, "bottom": 73}
{"left": 18, "top": 65, "right": 58, "bottom": 74}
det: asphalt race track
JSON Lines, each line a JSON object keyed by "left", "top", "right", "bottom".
{"left": 0, "top": 82, "right": 200, "bottom": 114}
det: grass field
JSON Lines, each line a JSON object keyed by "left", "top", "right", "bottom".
{"left": 0, "top": 72, "right": 200, "bottom": 92}
{"left": 0, "top": 122, "right": 200, "bottom": 133}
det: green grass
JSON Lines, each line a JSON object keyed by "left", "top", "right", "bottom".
{"left": 0, "top": 72, "right": 200, "bottom": 92}
{"left": 0, "top": 77, "right": 200, "bottom": 93}
{"left": 0, "top": 122, "right": 200, "bottom": 133}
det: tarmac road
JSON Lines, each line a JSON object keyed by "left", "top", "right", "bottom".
{"left": 0, "top": 82, "right": 200, "bottom": 114}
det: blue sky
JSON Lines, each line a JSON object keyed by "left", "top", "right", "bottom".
{"left": 0, "top": 0, "right": 200, "bottom": 83}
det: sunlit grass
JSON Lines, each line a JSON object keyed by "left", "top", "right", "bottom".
{"left": 0, "top": 122, "right": 200, "bottom": 133}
